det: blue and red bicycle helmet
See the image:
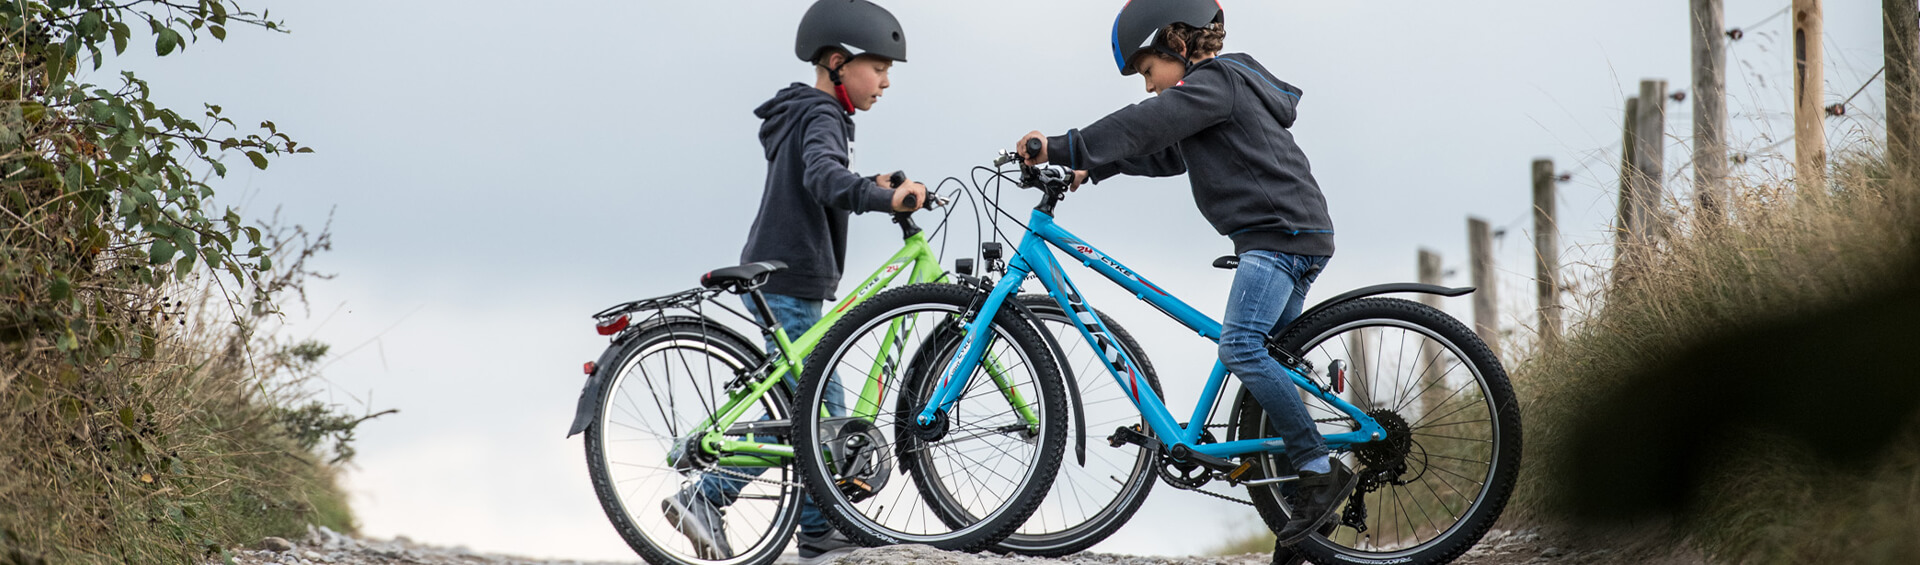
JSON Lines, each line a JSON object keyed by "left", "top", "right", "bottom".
{"left": 1111, "top": 0, "right": 1223, "bottom": 76}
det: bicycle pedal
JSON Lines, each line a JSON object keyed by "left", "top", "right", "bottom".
{"left": 836, "top": 478, "right": 877, "bottom": 503}
{"left": 1227, "top": 461, "right": 1254, "bottom": 482}
{"left": 1106, "top": 424, "right": 1156, "bottom": 449}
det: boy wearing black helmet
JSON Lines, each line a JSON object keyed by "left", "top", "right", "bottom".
{"left": 664, "top": 1, "right": 923, "bottom": 563}
{"left": 1013, "top": 0, "right": 1355, "bottom": 547}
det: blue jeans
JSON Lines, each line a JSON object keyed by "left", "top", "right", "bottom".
{"left": 1218, "top": 251, "right": 1331, "bottom": 472}
{"left": 694, "top": 293, "right": 843, "bottom": 535}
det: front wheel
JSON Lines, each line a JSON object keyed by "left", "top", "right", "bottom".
{"left": 1232, "top": 298, "right": 1521, "bottom": 565}
{"left": 792, "top": 283, "right": 1067, "bottom": 552}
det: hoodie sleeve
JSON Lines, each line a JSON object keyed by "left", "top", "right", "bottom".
{"left": 799, "top": 112, "right": 895, "bottom": 214}
{"left": 1045, "top": 67, "right": 1233, "bottom": 176}
{"left": 1085, "top": 145, "right": 1187, "bottom": 183}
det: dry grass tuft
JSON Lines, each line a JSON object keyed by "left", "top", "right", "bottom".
{"left": 1508, "top": 148, "right": 1920, "bottom": 564}
{"left": 0, "top": 226, "right": 362, "bottom": 564}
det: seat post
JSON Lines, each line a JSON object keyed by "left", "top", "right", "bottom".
{"left": 746, "top": 288, "right": 784, "bottom": 336}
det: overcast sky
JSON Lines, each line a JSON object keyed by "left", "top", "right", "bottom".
{"left": 108, "top": 0, "right": 1886, "bottom": 560}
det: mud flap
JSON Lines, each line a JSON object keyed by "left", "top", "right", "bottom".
{"left": 567, "top": 339, "right": 636, "bottom": 437}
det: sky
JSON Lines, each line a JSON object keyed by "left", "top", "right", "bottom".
{"left": 101, "top": 0, "right": 1888, "bottom": 560}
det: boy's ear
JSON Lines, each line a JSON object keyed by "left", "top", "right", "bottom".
{"left": 818, "top": 51, "right": 846, "bottom": 70}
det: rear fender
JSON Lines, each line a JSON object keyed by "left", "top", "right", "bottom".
{"left": 566, "top": 315, "right": 759, "bottom": 437}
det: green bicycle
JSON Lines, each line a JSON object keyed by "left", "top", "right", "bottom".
{"left": 566, "top": 187, "right": 1112, "bottom": 565}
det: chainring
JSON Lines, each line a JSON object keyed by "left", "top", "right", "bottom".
{"left": 1158, "top": 429, "right": 1218, "bottom": 489}
{"left": 822, "top": 418, "right": 893, "bottom": 502}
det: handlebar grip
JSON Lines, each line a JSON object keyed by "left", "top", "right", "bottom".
{"left": 1024, "top": 138, "right": 1044, "bottom": 162}
{"left": 888, "top": 170, "right": 920, "bottom": 210}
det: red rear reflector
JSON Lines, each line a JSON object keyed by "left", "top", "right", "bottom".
{"left": 583, "top": 361, "right": 596, "bottom": 375}
{"left": 1332, "top": 364, "right": 1346, "bottom": 394}
{"left": 596, "top": 315, "right": 629, "bottom": 336}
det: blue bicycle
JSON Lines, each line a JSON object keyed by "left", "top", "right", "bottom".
{"left": 793, "top": 140, "right": 1521, "bottom": 564}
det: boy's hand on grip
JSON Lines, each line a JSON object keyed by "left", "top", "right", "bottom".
{"left": 1018, "top": 131, "right": 1047, "bottom": 166}
{"left": 891, "top": 181, "right": 928, "bottom": 212}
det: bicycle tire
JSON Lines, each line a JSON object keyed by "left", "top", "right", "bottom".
{"left": 792, "top": 283, "right": 1067, "bottom": 552}
{"left": 585, "top": 318, "right": 802, "bottom": 565}
{"left": 974, "top": 295, "right": 1161, "bottom": 556}
{"left": 1231, "top": 297, "right": 1520, "bottom": 565}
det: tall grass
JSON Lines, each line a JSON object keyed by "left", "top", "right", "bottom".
{"left": 0, "top": 225, "right": 364, "bottom": 564}
{"left": 1509, "top": 149, "right": 1920, "bottom": 563}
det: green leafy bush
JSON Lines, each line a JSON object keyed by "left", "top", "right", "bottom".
{"left": 0, "top": 2, "right": 371, "bottom": 562}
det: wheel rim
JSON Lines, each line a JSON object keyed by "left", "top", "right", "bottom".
{"left": 1261, "top": 318, "right": 1504, "bottom": 558}
{"left": 595, "top": 334, "right": 798, "bottom": 564}
{"left": 805, "top": 302, "right": 1054, "bottom": 543}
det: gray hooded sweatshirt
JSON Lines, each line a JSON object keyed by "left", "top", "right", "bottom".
{"left": 1046, "top": 53, "right": 1334, "bottom": 256}
{"left": 740, "top": 83, "right": 896, "bottom": 300}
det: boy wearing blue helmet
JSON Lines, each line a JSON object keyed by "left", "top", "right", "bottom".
{"left": 1014, "top": 0, "right": 1355, "bottom": 546}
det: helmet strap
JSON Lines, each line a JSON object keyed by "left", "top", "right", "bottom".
{"left": 1152, "top": 45, "right": 1191, "bottom": 71}
{"left": 824, "top": 54, "right": 858, "bottom": 115}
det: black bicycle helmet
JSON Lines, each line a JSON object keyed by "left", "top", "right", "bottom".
{"left": 1111, "top": 0, "right": 1223, "bottom": 76}
{"left": 795, "top": 0, "right": 908, "bottom": 64}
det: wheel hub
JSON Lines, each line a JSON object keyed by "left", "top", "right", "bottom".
{"left": 1354, "top": 409, "right": 1413, "bottom": 482}
{"left": 911, "top": 408, "right": 950, "bottom": 442}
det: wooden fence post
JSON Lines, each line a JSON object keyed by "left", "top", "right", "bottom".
{"left": 1794, "top": 0, "right": 1826, "bottom": 191}
{"left": 1533, "top": 159, "right": 1561, "bottom": 346}
{"left": 1888, "top": 0, "right": 1920, "bottom": 184}
{"left": 1615, "top": 96, "right": 1640, "bottom": 284}
{"left": 1693, "top": 0, "right": 1729, "bottom": 223}
{"left": 1632, "top": 78, "right": 1669, "bottom": 242}
{"left": 1347, "top": 328, "right": 1374, "bottom": 410}
{"left": 1469, "top": 217, "right": 1500, "bottom": 358}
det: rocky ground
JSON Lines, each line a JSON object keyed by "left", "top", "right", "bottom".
{"left": 213, "top": 526, "right": 1694, "bottom": 565}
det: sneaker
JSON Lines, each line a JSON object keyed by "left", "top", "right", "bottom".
{"left": 1275, "top": 458, "right": 1359, "bottom": 546}
{"left": 662, "top": 488, "right": 734, "bottom": 559}
{"left": 796, "top": 528, "right": 859, "bottom": 565}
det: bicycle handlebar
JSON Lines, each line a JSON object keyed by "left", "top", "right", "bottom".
{"left": 994, "top": 140, "right": 1076, "bottom": 195}
{"left": 887, "top": 169, "right": 946, "bottom": 211}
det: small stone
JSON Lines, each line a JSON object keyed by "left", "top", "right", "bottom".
{"left": 1543, "top": 547, "right": 1565, "bottom": 558}
{"left": 259, "top": 537, "right": 295, "bottom": 552}
{"left": 303, "top": 550, "right": 326, "bottom": 561}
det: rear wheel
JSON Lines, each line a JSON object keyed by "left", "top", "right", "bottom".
{"left": 979, "top": 295, "right": 1161, "bottom": 556}
{"left": 1232, "top": 298, "right": 1520, "bottom": 565}
{"left": 793, "top": 283, "right": 1066, "bottom": 552}
{"left": 585, "top": 319, "right": 801, "bottom": 565}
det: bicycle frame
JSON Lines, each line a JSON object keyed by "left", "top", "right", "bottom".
{"left": 919, "top": 208, "right": 1388, "bottom": 461}
{"left": 690, "top": 231, "right": 945, "bottom": 466}
{"left": 686, "top": 227, "right": 1037, "bottom": 467}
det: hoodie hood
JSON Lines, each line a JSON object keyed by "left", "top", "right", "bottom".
{"left": 755, "top": 83, "right": 849, "bottom": 160}
{"left": 1199, "top": 53, "right": 1303, "bottom": 129}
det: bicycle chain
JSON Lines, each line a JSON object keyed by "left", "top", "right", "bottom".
{"left": 1186, "top": 484, "right": 1255, "bottom": 507}
{"left": 696, "top": 464, "right": 807, "bottom": 490}
{"left": 1181, "top": 418, "right": 1354, "bottom": 510}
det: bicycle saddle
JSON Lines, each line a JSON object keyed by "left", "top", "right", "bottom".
{"left": 700, "top": 261, "right": 788, "bottom": 292}
{"left": 1212, "top": 255, "right": 1239, "bottom": 270}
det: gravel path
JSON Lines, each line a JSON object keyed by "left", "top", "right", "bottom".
{"left": 213, "top": 526, "right": 1694, "bottom": 565}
